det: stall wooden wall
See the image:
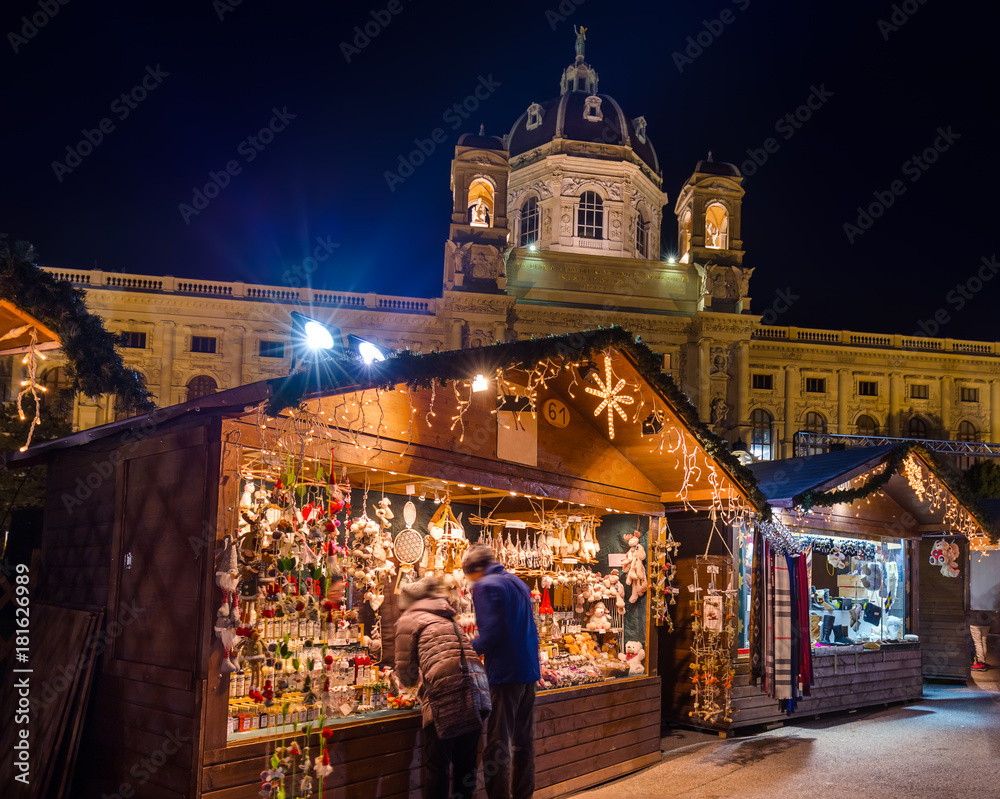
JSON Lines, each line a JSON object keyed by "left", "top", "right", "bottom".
{"left": 657, "top": 510, "right": 729, "bottom": 725}
{"left": 199, "top": 677, "right": 661, "bottom": 799}
{"left": 39, "top": 420, "right": 223, "bottom": 799}
{"left": 919, "top": 536, "right": 971, "bottom": 680}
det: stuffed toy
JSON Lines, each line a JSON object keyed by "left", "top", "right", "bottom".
{"left": 586, "top": 601, "right": 613, "bottom": 634}
{"left": 619, "top": 640, "right": 646, "bottom": 675}
{"left": 929, "top": 539, "right": 960, "bottom": 578}
{"left": 622, "top": 532, "right": 648, "bottom": 603}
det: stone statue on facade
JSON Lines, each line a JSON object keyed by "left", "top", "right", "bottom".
{"left": 574, "top": 26, "right": 587, "bottom": 58}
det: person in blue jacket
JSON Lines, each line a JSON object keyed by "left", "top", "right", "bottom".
{"left": 463, "top": 544, "right": 540, "bottom": 799}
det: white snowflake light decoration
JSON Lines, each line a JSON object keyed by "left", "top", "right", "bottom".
{"left": 584, "top": 353, "right": 634, "bottom": 439}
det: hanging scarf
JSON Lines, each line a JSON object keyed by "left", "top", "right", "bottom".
{"left": 750, "top": 530, "right": 765, "bottom": 683}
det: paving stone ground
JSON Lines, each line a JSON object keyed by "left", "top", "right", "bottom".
{"left": 573, "top": 645, "right": 1000, "bottom": 799}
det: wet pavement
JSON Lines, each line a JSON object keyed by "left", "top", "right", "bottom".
{"left": 573, "top": 646, "right": 1000, "bottom": 799}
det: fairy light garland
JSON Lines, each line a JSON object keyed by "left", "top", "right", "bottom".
{"left": 15, "top": 327, "right": 47, "bottom": 452}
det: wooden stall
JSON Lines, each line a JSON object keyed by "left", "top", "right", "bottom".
{"left": 7, "top": 329, "right": 758, "bottom": 798}
{"left": 919, "top": 535, "right": 972, "bottom": 680}
{"left": 660, "top": 444, "right": 993, "bottom": 734}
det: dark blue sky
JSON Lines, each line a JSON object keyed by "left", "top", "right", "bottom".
{"left": 3, "top": 0, "right": 997, "bottom": 339}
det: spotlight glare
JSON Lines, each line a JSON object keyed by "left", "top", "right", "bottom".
{"left": 304, "top": 320, "right": 335, "bottom": 350}
{"left": 472, "top": 374, "right": 488, "bottom": 392}
{"left": 358, "top": 341, "right": 386, "bottom": 364}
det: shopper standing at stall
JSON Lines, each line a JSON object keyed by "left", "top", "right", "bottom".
{"left": 395, "top": 575, "right": 491, "bottom": 799}
{"left": 463, "top": 544, "right": 541, "bottom": 799}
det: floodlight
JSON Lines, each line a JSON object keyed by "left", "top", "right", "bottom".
{"left": 289, "top": 312, "right": 343, "bottom": 372}
{"left": 472, "top": 374, "right": 489, "bottom": 392}
{"left": 347, "top": 334, "right": 388, "bottom": 365}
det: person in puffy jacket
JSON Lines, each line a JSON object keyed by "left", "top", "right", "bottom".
{"left": 463, "top": 544, "right": 540, "bottom": 799}
{"left": 395, "top": 575, "right": 490, "bottom": 799}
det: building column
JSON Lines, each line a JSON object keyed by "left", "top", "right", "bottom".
{"left": 940, "top": 375, "right": 953, "bottom": 439}
{"left": 888, "top": 372, "right": 902, "bottom": 437}
{"left": 783, "top": 365, "right": 798, "bottom": 458}
{"left": 697, "top": 339, "right": 712, "bottom": 424}
{"left": 837, "top": 369, "right": 850, "bottom": 434}
{"left": 231, "top": 325, "right": 246, "bottom": 388}
{"left": 991, "top": 381, "right": 1000, "bottom": 442}
{"left": 736, "top": 341, "right": 749, "bottom": 431}
{"left": 450, "top": 320, "right": 464, "bottom": 350}
{"left": 159, "top": 320, "right": 175, "bottom": 407}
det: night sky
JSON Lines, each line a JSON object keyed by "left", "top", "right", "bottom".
{"left": 3, "top": 1, "right": 997, "bottom": 340}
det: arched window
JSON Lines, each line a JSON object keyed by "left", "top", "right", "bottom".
{"left": 519, "top": 197, "right": 539, "bottom": 247}
{"left": 577, "top": 191, "right": 604, "bottom": 239}
{"left": 856, "top": 414, "right": 879, "bottom": 437}
{"left": 705, "top": 203, "right": 729, "bottom": 249}
{"left": 467, "top": 178, "right": 494, "bottom": 227}
{"left": 40, "top": 366, "right": 72, "bottom": 407}
{"left": 187, "top": 375, "right": 217, "bottom": 402}
{"left": 635, "top": 211, "right": 648, "bottom": 258}
{"left": 749, "top": 409, "right": 774, "bottom": 461}
{"left": 907, "top": 416, "right": 928, "bottom": 439}
{"left": 803, "top": 411, "right": 827, "bottom": 455}
{"left": 680, "top": 210, "right": 692, "bottom": 257}
{"left": 957, "top": 420, "right": 978, "bottom": 441}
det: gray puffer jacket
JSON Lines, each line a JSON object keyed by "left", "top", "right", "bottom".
{"left": 394, "top": 594, "right": 489, "bottom": 737}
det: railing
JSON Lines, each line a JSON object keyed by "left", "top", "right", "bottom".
{"left": 794, "top": 431, "right": 1000, "bottom": 458}
{"left": 755, "top": 325, "right": 1000, "bottom": 356}
{"left": 41, "top": 267, "right": 436, "bottom": 314}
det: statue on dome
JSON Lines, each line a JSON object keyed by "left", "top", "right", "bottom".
{"left": 574, "top": 26, "right": 587, "bottom": 59}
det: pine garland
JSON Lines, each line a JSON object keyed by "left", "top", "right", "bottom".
{"left": 0, "top": 240, "right": 154, "bottom": 413}
{"left": 794, "top": 441, "right": 993, "bottom": 542}
{"left": 266, "top": 326, "right": 770, "bottom": 515}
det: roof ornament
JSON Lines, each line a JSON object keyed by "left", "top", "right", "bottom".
{"left": 574, "top": 25, "right": 587, "bottom": 60}
{"left": 479, "top": 124, "right": 485, "bottom": 136}
{"left": 707, "top": 150, "right": 714, "bottom": 163}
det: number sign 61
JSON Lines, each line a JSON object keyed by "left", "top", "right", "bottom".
{"left": 542, "top": 398, "right": 570, "bottom": 428}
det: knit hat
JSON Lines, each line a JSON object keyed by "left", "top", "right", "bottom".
{"left": 398, "top": 575, "right": 443, "bottom": 611}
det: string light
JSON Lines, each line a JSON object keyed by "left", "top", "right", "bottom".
{"left": 584, "top": 352, "right": 635, "bottom": 440}
{"left": 16, "top": 328, "right": 47, "bottom": 452}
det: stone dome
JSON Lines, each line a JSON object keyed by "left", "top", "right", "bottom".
{"left": 506, "top": 91, "right": 659, "bottom": 174}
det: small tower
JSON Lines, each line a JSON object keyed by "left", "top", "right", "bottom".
{"left": 442, "top": 130, "right": 511, "bottom": 293}
{"left": 675, "top": 154, "right": 746, "bottom": 267}
{"left": 675, "top": 155, "right": 751, "bottom": 313}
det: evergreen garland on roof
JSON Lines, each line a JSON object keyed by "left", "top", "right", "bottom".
{"left": 0, "top": 239, "right": 154, "bottom": 413}
{"left": 794, "top": 441, "right": 993, "bottom": 542}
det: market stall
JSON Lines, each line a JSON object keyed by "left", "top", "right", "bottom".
{"left": 10, "top": 328, "right": 759, "bottom": 798}
{"left": 660, "top": 444, "right": 993, "bottom": 734}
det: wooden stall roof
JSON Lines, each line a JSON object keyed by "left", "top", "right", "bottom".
{"left": 5, "top": 327, "right": 765, "bottom": 512}
{"left": 750, "top": 444, "right": 993, "bottom": 545}
{"left": 0, "top": 297, "right": 61, "bottom": 355}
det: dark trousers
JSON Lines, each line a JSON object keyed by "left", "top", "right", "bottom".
{"left": 483, "top": 683, "right": 536, "bottom": 799}
{"left": 424, "top": 724, "right": 481, "bottom": 799}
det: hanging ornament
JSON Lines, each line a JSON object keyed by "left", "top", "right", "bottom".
{"left": 584, "top": 352, "right": 634, "bottom": 440}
